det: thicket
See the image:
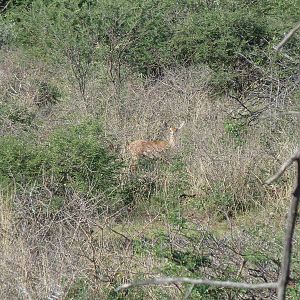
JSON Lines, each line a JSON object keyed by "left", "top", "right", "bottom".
{"left": 0, "top": 0, "right": 300, "bottom": 299}
{"left": 0, "top": 121, "right": 122, "bottom": 200}
{"left": 1, "top": 0, "right": 299, "bottom": 91}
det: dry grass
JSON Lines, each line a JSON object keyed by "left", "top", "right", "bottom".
{"left": 0, "top": 49, "right": 299, "bottom": 299}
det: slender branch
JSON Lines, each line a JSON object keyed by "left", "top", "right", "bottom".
{"left": 274, "top": 22, "right": 300, "bottom": 51}
{"left": 277, "top": 159, "right": 300, "bottom": 299}
{"left": 183, "top": 284, "right": 195, "bottom": 300}
{"left": 116, "top": 277, "right": 277, "bottom": 292}
{"left": 266, "top": 149, "right": 300, "bottom": 299}
{"left": 0, "top": 0, "right": 11, "bottom": 13}
{"left": 265, "top": 149, "right": 300, "bottom": 184}
{"left": 228, "top": 93, "right": 253, "bottom": 114}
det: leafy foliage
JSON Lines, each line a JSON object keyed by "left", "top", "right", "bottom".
{"left": 0, "top": 102, "right": 36, "bottom": 128}
{"left": 0, "top": 136, "right": 42, "bottom": 187}
{"left": 4, "top": 0, "right": 299, "bottom": 90}
{"left": 0, "top": 121, "right": 122, "bottom": 198}
{"left": 45, "top": 122, "right": 122, "bottom": 194}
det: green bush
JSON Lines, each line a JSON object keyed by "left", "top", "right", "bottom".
{"left": 109, "top": 0, "right": 176, "bottom": 76}
{"left": 4, "top": 0, "right": 300, "bottom": 91}
{"left": 0, "top": 136, "right": 43, "bottom": 188}
{"left": 171, "top": 8, "right": 268, "bottom": 65}
{"left": 0, "top": 121, "right": 123, "bottom": 199}
{"left": 45, "top": 121, "right": 122, "bottom": 195}
{"left": 0, "top": 103, "right": 36, "bottom": 128}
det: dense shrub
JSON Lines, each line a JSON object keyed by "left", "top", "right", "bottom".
{"left": 0, "top": 136, "right": 43, "bottom": 187}
{"left": 0, "top": 102, "right": 36, "bottom": 128}
{"left": 0, "top": 121, "right": 123, "bottom": 198}
{"left": 45, "top": 121, "right": 122, "bottom": 195}
{"left": 171, "top": 7, "right": 270, "bottom": 67}
{"left": 5, "top": 0, "right": 299, "bottom": 90}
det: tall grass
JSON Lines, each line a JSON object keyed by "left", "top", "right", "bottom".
{"left": 0, "top": 49, "right": 299, "bottom": 299}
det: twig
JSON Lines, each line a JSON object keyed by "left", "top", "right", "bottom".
{"left": 265, "top": 149, "right": 300, "bottom": 184}
{"left": 274, "top": 22, "right": 300, "bottom": 51}
{"left": 0, "top": 0, "right": 11, "bottom": 13}
{"left": 236, "top": 259, "right": 246, "bottom": 279}
{"left": 228, "top": 93, "right": 253, "bottom": 115}
{"left": 116, "top": 277, "right": 277, "bottom": 292}
{"left": 183, "top": 284, "right": 195, "bottom": 300}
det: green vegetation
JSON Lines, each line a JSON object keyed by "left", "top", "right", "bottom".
{"left": 2, "top": 0, "right": 299, "bottom": 89}
{"left": 0, "top": 121, "right": 121, "bottom": 196}
{"left": 0, "top": 0, "right": 299, "bottom": 299}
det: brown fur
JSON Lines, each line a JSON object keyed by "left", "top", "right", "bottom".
{"left": 127, "top": 123, "right": 184, "bottom": 166}
{"left": 128, "top": 139, "right": 170, "bottom": 160}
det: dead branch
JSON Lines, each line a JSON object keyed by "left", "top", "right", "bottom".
{"left": 116, "top": 277, "right": 277, "bottom": 292}
{"left": 266, "top": 149, "right": 300, "bottom": 299}
{"left": 265, "top": 149, "right": 300, "bottom": 184}
{"left": 274, "top": 22, "right": 300, "bottom": 51}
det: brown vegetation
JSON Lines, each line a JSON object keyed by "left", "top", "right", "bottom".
{"left": 0, "top": 49, "right": 299, "bottom": 299}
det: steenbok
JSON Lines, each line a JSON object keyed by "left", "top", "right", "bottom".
{"left": 127, "top": 121, "right": 185, "bottom": 168}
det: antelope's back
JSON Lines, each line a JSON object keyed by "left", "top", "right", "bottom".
{"left": 128, "top": 140, "right": 168, "bottom": 157}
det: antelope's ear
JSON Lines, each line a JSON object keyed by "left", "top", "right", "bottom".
{"left": 178, "top": 121, "right": 185, "bottom": 129}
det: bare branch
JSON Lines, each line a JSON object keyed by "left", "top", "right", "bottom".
{"left": 277, "top": 157, "right": 300, "bottom": 299}
{"left": 0, "top": 0, "right": 11, "bottom": 13}
{"left": 266, "top": 149, "right": 300, "bottom": 299}
{"left": 274, "top": 22, "right": 300, "bottom": 51}
{"left": 116, "top": 277, "right": 277, "bottom": 292}
{"left": 265, "top": 149, "right": 300, "bottom": 184}
{"left": 183, "top": 284, "right": 194, "bottom": 300}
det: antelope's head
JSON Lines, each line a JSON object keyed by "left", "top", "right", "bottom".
{"left": 169, "top": 121, "right": 185, "bottom": 133}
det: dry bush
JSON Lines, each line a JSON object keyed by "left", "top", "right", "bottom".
{"left": 0, "top": 50, "right": 91, "bottom": 140}
{"left": 86, "top": 65, "right": 299, "bottom": 216}
{"left": 0, "top": 189, "right": 183, "bottom": 299}
{"left": 0, "top": 50, "right": 56, "bottom": 108}
{"left": 1, "top": 51, "right": 299, "bottom": 299}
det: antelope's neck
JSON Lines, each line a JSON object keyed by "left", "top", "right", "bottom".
{"left": 169, "top": 132, "right": 175, "bottom": 148}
